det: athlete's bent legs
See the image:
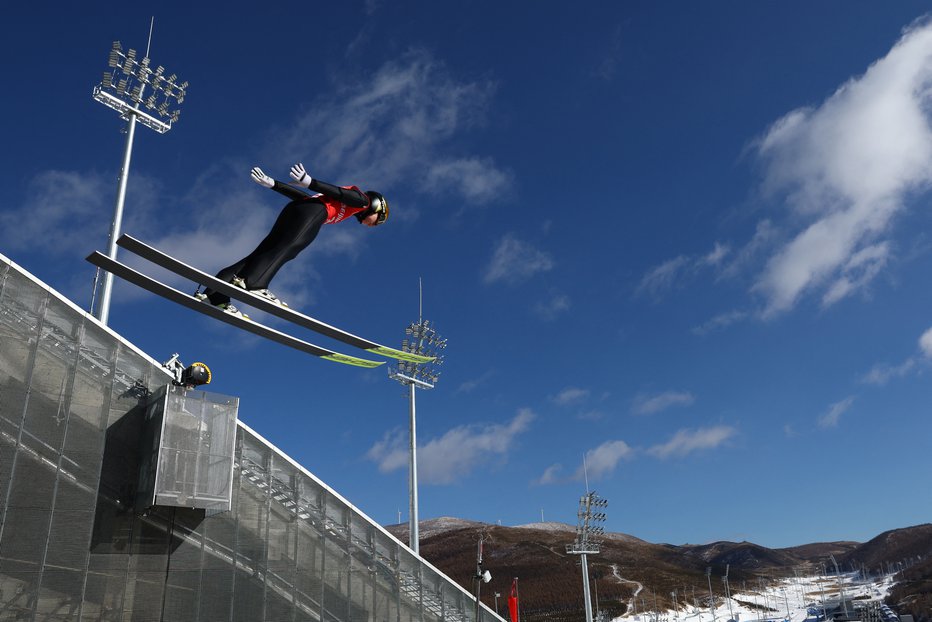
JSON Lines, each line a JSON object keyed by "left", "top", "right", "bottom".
{"left": 205, "top": 200, "right": 327, "bottom": 306}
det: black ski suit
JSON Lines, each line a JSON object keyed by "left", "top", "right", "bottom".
{"left": 205, "top": 179, "right": 370, "bottom": 306}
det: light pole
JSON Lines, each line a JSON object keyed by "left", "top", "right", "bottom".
{"left": 474, "top": 534, "right": 492, "bottom": 622}
{"left": 389, "top": 283, "right": 445, "bottom": 555}
{"left": 566, "top": 491, "right": 608, "bottom": 622}
{"left": 707, "top": 567, "right": 716, "bottom": 622}
{"left": 830, "top": 555, "right": 849, "bottom": 618}
{"left": 723, "top": 564, "right": 735, "bottom": 622}
{"left": 91, "top": 23, "right": 188, "bottom": 325}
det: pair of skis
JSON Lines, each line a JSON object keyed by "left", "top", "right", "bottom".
{"left": 86, "top": 234, "right": 433, "bottom": 368}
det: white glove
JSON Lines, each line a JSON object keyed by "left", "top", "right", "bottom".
{"left": 251, "top": 167, "right": 274, "bottom": 188}
{"left": 290, "top": 163, "right": 312, "bottom": 188}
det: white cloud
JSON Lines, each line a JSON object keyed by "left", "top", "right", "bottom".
{"left": 647, "top": 425, "right": 736, "bottom": 459}
{"left": 483, "top": 235, "right": 554, "bottom": 284}
{"left": 702, "top": 242, "right": 731, "bottom": 267}
{"left": 577, "top": 410, "right": 605, "bottom": 421}
{"left": 631, "top": 391, "right": 695, "bottom": 415}
{"left": 535, "top": 464, "right": 564, "bottom": 485}
{"left": 366, "top": 409, "right": 535, "bottom": 485}
{"left": 692, "top": 310, "right": 749, "bottom": 335}
{"left": 860, "top": 325, "right": 932, "bottom": 385}
{"left": 0, "top": 170, "right": 160, "bottom": 258}
{"left": 638, "top": 242, "right": 731, "bottom": 299}
{"left": 753, "top": 20, "right": 932, "bottom": 316}
{"left": 424, "top": 158, "right": 512, "bottom": 204}
{"left": 721, "top": 220, "right": 777, "bottom": 279}
{"left": 534, "top": 293, "right": 571, "bottom": 321}
{"left": 920, "top": 326, "right": 932, "bottom": 358}
{"left": 456, "top": 370, "right": 495, "bottom": 394}
{"left": 817, "top": 396, "right": 855, "bottom": 429}
{"left": 553, "top": 387, "right": 590, "bottom": 406}
{"left": 274, "top": 50, "right": 509, "bottom": 204}
{"left": 365, "top": 428, "right": 409, "bottom": 474}
{"left": 862, "top": 358, "right": 916, "bottom": 386}
{"left": 574, "top": 440, "right": 635, "bottom": 479}
{"left": 637, "top": 255, "right": 690, "bottom": 298}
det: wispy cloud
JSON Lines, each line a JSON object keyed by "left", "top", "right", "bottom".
{"left": 274, "top": 50, "right": 510, "bottom": 204}
{"left": 631, "top": 391, "right": 695, "bottom": 415}
{"left": 920, "top": 326, "right": 932, "bottom": 358}
{"left": 647, "top": 425, "right": 736, "bottom": 459}
{"left": 534, "top": 463, "right": 564, "bottom": 485}
{"left": 366, "top": 409, "right": 535, "bottom": 485}
{"left": 574, "top": 440, "right": 635, "bottom": 479}
{"left": 536, "top": 425, "right": 738, "bottom": 485}
{"left": 456, "top": 370, "right": 495, "bottom": 394}
{"left": 692, "top": 310, "right": 749, "bottom": 336}
{"left": 577, "top": 410, "right": 605, "bottom": 422}
{"left": 637, "top": 242, "right": 730, "bottom": 299}
{"left": 553, "top": 387, "right": 590, "bottom": 406}
{"left": 0, "top": 170, "right": 160, "bottom": 258}
{"left": 637, "top": 255, "right": 690, "bottom": 298}
{"left": 593, "top": 23, "right": 625, "bottom": 82}
{"left": 483, "top": 235, "right": 554, "bottom": 284}
{"left": 534, "top": 293, "right": 571, "bottom": 321}
{"left": 861, "top": 324, "right": 932, "bottom": 385}
{"left": 817, "top": 397, "right": 855, "bottom": 429}
{"left": 752, "top": 19, "right": 932, "bottom": 317}
{"left": 862, "top": 358, "right": 916, "bottom": 386}
{"left": 424, "top": 158, "right": 512, "bottom": 204}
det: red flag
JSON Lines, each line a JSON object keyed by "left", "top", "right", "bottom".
{"left": 508, "top": 578, "right": 519, "bottom": 622}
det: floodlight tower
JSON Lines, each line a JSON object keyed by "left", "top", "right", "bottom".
{"left": 723, "top": 564, "right": 735, "bottom": 622}
{"left": 91, "top": 22, "right": 188, "bottom": 325}
{"left": 388, "top": 281, "right": 446, "bottom": 554}
{"left": 566, "top": 491, "right": 608, "bottom": 622}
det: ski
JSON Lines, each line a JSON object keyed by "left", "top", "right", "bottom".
{"left": 115, "top": 234, "right": 433, "bottom": 364}
{"left": 86, "top": 251, "right": 384, "bottom": 368}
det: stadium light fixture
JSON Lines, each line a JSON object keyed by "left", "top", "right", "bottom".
{"left": 388, "top": 279, "right": 446, "bottom": 555}
{"left": 567, "top": 490, "right": 608, "bottom": 622}
{"left": 91, "top": 20, "right": 188, "bottom": 325}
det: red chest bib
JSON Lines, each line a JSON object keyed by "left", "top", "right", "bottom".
{"left": 316, "top": 186, "right": 367, "bottom": 224}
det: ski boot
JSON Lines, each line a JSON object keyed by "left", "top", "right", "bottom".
{"left": 231, "top": 276, "right": 288, "bottom": 307}
{"left": 194, "top": 291, "right": 250, "bottom": 320}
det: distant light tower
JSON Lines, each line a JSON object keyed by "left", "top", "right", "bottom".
{"left": 830, "top": 555, "right": 849, "bottom": 618}
{"left": 91, "top": 21, "right": 188, "bottom": 325}
{"left": 566, "top": 491, "right": 607, "bottom": 622}
{"left": 389, "top": 281, "right": 446, "bottom": 554}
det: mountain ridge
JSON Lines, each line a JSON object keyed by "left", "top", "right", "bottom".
{"left": 385, "top": 519, "right": 932, "bottom": 622}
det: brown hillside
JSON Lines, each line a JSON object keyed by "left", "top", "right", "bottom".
{"left": 387, "top": 520, "right": 932, "bottom": 622}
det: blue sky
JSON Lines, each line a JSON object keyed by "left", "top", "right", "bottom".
{"left": 3, "top": 2, "right": 932, "bottom": 549}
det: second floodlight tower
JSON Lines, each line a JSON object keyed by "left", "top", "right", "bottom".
{"left": 389, "top": 294, "right": 446, "bottom": 554}
{"left": 92, "top": 30, "right": 188, "bottom": 325}
{"left": 567, "top": 491, "right": 608, "bottom": 622}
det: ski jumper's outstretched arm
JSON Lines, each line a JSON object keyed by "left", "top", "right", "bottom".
{"left": 290, "top": 162, "right": 370, "bottom": 208}
{"left": 270, "top": 181, "right": 310, "bottom": 201}
{"left": 306, "top": 178, "right": 369, "bottom": 208}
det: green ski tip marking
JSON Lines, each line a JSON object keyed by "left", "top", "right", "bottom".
{"left": 368, "top": 346, "right": 435, "bottom": 363}
{"left": 323, "top": 354, "right": 385, "bottom": 368}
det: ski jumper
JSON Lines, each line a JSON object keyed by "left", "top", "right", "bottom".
{"left": 205, "top": 179, "right": 370, "bottom": 306}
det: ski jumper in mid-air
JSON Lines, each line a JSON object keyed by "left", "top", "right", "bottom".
{"left": 199, "top": 163, "right": 389, "bottom": 317}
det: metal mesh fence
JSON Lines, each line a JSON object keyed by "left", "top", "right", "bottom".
{"left": 0, "top": 252, "right": 501, "bottom": 622}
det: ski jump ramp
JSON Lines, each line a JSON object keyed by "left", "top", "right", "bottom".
{"left": 0, "top": 251, "right": 499, "bottom": 622}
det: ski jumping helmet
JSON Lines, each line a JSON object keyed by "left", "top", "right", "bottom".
{"left": 360, "top": 191, "right": 389, "bottom": 225}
